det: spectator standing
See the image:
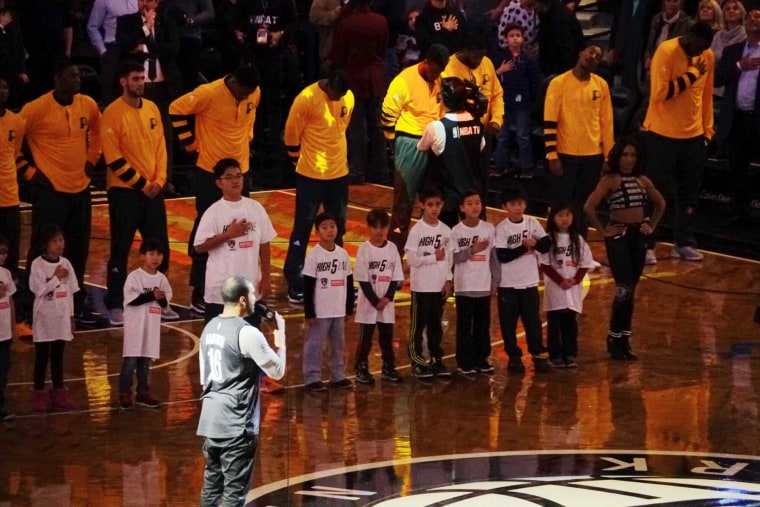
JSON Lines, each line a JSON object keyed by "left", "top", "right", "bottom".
{"left": 715, "top": 5, "right": 760, "bottom": 226}
{"left": 0, "top": 6, "right": 30, "bottom": 108}
{"left": 18, "top": 0, "right": 73, "bottom": 99}
{"left": 711, "top": 0, "right": 746, "bottom": 64}
{"left": 606, "top": 0, "right": 659, "bottom": 98}
{"left": 415, "top": 0, "right": 467, "bottom": 55}
{"left": 544, "top": 45, "right": 614, "bottom": 238}
{"left": 644, "top": 0, "right": 695, "bottom": 72}
{"left": 492, "top": 23, "right": 542, "bottom": 178}
{"left": 116, "top": 0, "right": 182, "bottom": 193}
{"left": 169, "top": 64, "right": 261, "bottom": 315}
{"left": 497, "top": 0, "right": 540, "bottom": 57}
{"left": 533, "top": 0, "right": 585, "bottom": 76}
{"left": 17, "top": 61, "right": 102, "bottom": 325}
{"left": 309, "top": 0, "right": 343, "bottom": 75}
{"left": 163, "top": 0, "right": 214, "bottom": 92}
{"left": 87, "top": 0, "right": 139, "bottom": 103}
{"left": 330, "top": 0, "right": 389, "bottom": 184}
{"left": 697, "top": 0, "right": 722, "bottom": 32}
{"left": 396, "top": 8, "right": 421, "bottom": 69}
{"left": 214, "top": 0, "right": 244, "bottom": 75}
{"left": 371, "top": 0, "right": 406, "bottom": 81}
{"left": 643, "top": 22, "right": 714, "bottom": 261}
{"left": 236, "top": 0, "right": 297, "bottom": 160}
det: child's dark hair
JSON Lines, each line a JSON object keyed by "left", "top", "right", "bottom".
{"left": 418, "top": 185, "right": 444, "bottom": 203}
{"left": 38, "top": 223, "right": 64, "bottom": 253}
{"left": 503, "top": 23, "right": 524, "bottom": 36}
{"left": 140, "top": 237, "right": 166, "bottom": 256}
{"left": 366, "top": 208, "right": 390, "bottom": 228}
{"left": 546, "top": 202, "right": 580, "bottom": 264}
{"left": 213, "top": 157, "right": 242, "bottom": 179}
{"left": 315, "top": 212, "right": 337, "bottom": 228}
{"left": 500, "top": 185, "right": 527, "bottom": 205}
{"left": 460, "top": 189, "right": 481, "bottom": 205}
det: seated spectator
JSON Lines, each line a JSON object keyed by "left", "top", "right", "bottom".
{"left": 645, "top": 0, "right": 695, "bottom": 72}
{"left": 416, "top": 0, "right": 467, "bottom": 55}
{"left": 497, "top": 0, "right": 539, "bottom": 57}
{"left": 396, "top": 8, "right": 421, "bottom": 68}
{"left": 697, "top": 0, "right": 722, "bottom": 32}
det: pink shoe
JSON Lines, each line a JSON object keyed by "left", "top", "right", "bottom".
{"left": 49, "top": 388, "right": 80, "bottom": 412}
{"left": 30, "top": 389, "right": 49, "bottom": 413}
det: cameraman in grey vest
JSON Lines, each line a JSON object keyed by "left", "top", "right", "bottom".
{"left": 197, "top": 275, "right": 286, "bottom": 506}
{"left": 418, "top": 76, "right": 487, "bottom": 227}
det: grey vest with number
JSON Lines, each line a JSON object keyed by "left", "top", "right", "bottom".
{"left": 197, "top": 316, "right": 262, "bottom": 438}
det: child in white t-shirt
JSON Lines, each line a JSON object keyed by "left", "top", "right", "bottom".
{"left": 0, "top": 236, "right": 18, "bottom": 420}
{"left": 540, "top": 203, "right": 594, "bottom": 368}
{"left": 119, "top": 238, "right": 174, "bottom": 410}
{"left": 353, "top": 209, "right": 404, "bottom": 384}
{"left": 28, "top": 224, "right": 80, "bottom": 412}
{"left": 302, "top": 213, "right": 355, "bottom": 392}
{"left": 452, "top": 191, "right": 496, "bottom": 377}
{"left": 193, "top": 158, "right": 277, "bottom": 324}
{"left": 404, "top": 186, "right": 454, "bottom": 379}
{"left": 493, "top": 186, "right": 552, "bottom": 374}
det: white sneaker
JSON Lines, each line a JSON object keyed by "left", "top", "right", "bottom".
{"left": 161, "top": 306, "right": 180, "bottom": 321}
{"left": 108, "top": 307, "right": 124, "bottom": 326}
{"left": 644, "top": 249, "right": 658, "bottom": 265}
{"left": 670, "top": 245, "right": 704, "bottom": 261}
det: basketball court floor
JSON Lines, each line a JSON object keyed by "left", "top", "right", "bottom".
{"left": 2, "top": 184, "right": 760, "bottom": 506}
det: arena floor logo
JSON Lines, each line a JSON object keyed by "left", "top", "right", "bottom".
{"left": 247, "top": 451, "right": 760, "bottom": 506}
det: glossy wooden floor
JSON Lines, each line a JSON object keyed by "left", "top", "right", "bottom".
{"left": 2, "top": 184, "right": 760, "bottom": 506}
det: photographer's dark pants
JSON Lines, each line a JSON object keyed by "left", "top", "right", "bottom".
{"left": 105, "top": 188, "right": 169, "bottom": 309}
{"left": 200, "top": 434, "right": 258, "bottom": 507}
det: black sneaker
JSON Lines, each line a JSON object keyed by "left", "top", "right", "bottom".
{"left": 533, "top": 358, "right": 553, "bottom": 373}
{"left": 565, "top": 356, "right": 578, "bottom": 368}
{"left": 549, "top": 358, "right": 566, "bottom": 369}
{"left": 75, "top": 307, "right": 100, "bottom": 326}
{"left": 190, "top": 289, "right": 206, "bottom": 315}
{"left": 355, "top": 363, "right": 374, "bottom": 384}
{"left": 476, "top": 362, "right": 495, "bottom": 375}
{"left": 306, "top": 381, "right": 327, "bottom": 392}
{"left": 381, "top": 365, "right": 401, "bottom": 382}
{"left": 287, "top": 288, "right": 305, "bottom": 304}
{"left": 330, "top": 378, "right": 354, "bottom": 389}
{"left": 507, "top": 359, "right": 526, "bottom": 373}
{"left": 457, "top": 366, "right": 477, "bottom": 377}
{"left": 430, "top": 359, "right": 452, "bottom": 378}
{"left": 412, "top": 363, "right": 433, "bottom": 379}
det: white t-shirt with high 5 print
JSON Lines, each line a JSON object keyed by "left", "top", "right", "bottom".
{"left": 354, "top": 240, "right": 404, "bottom": 324}
{"left": 303, "top": 244, "right": 353, "bottom": 319}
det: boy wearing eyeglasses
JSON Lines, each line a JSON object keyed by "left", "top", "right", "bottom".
{"left": 193, "top": 158, "right": 277, "bottom": 323}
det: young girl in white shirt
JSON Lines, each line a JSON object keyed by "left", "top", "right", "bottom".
{"left": 539, "top": 203, "right": 595, "bottom": 368}
{"left": 29, "top": 224, "right": 80, "bottom": 412}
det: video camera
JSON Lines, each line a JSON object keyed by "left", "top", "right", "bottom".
{"left": 463, "top": 79, "right": 489, "bottom": 119}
